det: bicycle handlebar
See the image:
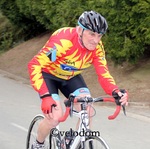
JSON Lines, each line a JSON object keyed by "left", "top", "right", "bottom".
{"left": 59, "top": 95, "right": 122, "bottom": 122}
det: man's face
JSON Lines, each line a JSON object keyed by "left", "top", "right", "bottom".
{"left": 82, "top": 29, "right": 103, "bottom": 50}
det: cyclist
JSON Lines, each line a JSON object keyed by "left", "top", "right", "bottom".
{"left": 28, "top": 10, "right": 128, "bottom": 149}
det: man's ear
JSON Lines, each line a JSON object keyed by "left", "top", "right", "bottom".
{"left": 76, "top": 26, "right": 82, "bottom": 36}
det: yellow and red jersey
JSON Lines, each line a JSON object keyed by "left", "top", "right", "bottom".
{"left": 28, "top": 27, "right": 118, "bottom": 96}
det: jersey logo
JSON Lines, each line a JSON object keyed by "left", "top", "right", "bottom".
{"left": 60, "top": 64, "right": 85, "bottom": 71}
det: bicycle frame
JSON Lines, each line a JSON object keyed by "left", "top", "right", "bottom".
{"left": 69, "top": 103, "right": 91, "bottom": 149}
{"left": 27, "top": 94, "right": 124, "bottom": 149}
{"left": 55, "top": 94, "right": 124, "bottom": 149}
{"left": 54, "top": 103, "right": 90, "bottom": 149}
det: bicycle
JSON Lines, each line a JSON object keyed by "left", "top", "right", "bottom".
{"left": 26, "top": 93, "right": 125, "bottom": 149}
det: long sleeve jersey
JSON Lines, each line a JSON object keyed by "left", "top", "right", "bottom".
{"left": 28, "top": 27, "right": 118, "bottom": 96}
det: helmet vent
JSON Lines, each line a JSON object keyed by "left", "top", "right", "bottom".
{"left": 78, "top": 10, "right": 108, "bottom": 34}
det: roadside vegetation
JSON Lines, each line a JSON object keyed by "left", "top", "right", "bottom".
{"left": 0, "top": 12, "right": 15, "bottom": 53}
{"left": 0, "top": 0, "right": 150, "bottom": 64}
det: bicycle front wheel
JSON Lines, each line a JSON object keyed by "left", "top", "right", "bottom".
{"left": 26, "top": 114, "right": 50, "bottom": 149}
{"left": 80, "top": 136, "right": 110, "bottom": 149}
{"left": 49, "top": 134, "right": 60, "bottom": 149}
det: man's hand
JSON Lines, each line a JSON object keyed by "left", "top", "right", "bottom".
{"left": 112, "top": 89, "right": 128, "bottom": 106}
{"left": 41, "top": 96, "right": 57, "bottom": 114}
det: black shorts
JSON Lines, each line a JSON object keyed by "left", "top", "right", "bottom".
{"left": 42, "top": 72, "right": 90, "bottom": 100}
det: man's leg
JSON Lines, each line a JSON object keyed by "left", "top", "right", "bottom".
{"left": 59, "top": 75, "right": 94, "bottom": 128}
{"left": 72, "top": 88, "right": 94, "bottom": 129}
{"left": 36, "top": 100, "right": 63, "bottom": 143}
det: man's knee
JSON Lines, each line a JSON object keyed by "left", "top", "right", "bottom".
{"left": 72, "top": 88, "right": 91, "bottom": 97}
{"left": 43, "top": 100, "right": 63, "bottom": 127}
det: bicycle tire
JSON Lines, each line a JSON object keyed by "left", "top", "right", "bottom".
{"left": 77, "top": 136, "right": 110, "bottom": 149}
{"left": 26, "top": 114, "right": 50, "bottom": 149}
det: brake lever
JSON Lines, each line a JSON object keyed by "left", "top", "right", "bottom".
{"left": 113, "top": 91, "right": 127, "bottom": 116}
{"left": 122, "top": 105, "right": 126, "bottom": 116}
{"left": 70, "top": 101, "right": 73, "bottom": 117}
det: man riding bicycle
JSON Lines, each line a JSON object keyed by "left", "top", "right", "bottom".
{"left": 28, "top": 10, "right": 128, "bottom": 149}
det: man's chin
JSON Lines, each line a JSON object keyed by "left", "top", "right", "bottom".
{"left": 88, "top": 45, "right": 97, "bottom": 50}
{"left": 87, "top": 47, "right": 95, "bottom": 51}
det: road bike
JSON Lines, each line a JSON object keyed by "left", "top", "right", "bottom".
{"left": 26, "top": 93, "right": 125, "bottom": 149}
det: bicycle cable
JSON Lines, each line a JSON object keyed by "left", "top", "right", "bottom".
{"left": 80, "top": 103, "right": 96, "bottom": 128}
{"left": 87, "top": 103, "right": 96, "bottom": 118}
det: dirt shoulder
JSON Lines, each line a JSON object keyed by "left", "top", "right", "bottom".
{"left": 0, "top": 32, "right": 150, "bottom": 106}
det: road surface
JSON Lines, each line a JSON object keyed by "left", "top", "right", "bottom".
{"left": 0, "top": 73, "right": 150, "bottom": 149}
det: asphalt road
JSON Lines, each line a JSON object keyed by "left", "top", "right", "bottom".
{"left": 0, "top": 73, "right": 150, "bottom": 149}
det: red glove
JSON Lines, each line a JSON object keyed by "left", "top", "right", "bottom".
{"left": 112, "top": 89, "right": 128, "bottom": 106}
{"left": 41, "top": 96, "right": 57, "bottom": 114}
